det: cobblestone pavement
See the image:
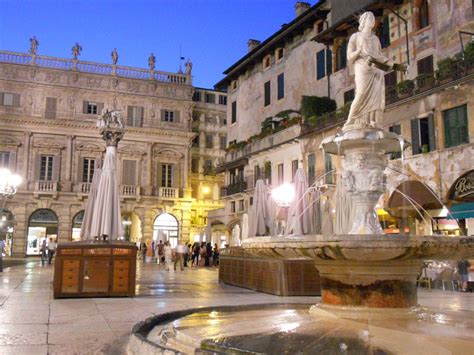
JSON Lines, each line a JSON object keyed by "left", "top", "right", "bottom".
{"left": 0, "top": 259, "right": 472, "bottom": 354}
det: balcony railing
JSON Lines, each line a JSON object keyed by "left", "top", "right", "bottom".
{"left": 386, "top": 57, "right": 474, "bottom": 105}
{"left": 0, "top": 50, "right": 190, "bottom": 85}
{"left": 80, "top": 182, "right": 91, "bottom": 194}
{"left": 221, "top": 181, "right": 247, "bottom": 197}
{"left": 159, "top": 187, "right": 179, "bottom": 199}
{"left": 121, "top": 185, "right": 139, "bottom": 196}
{"left": 34, "top": 180, "right": 58, "bottom": 193}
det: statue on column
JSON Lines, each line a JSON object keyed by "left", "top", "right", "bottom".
{"left": 71, "top": 43, "right": 82, "bottom": 59}
{"left": 148, "top": 53, "right": 156, "bottom": 71}
{"left": 111, "top": 48, "right": 119, "bottom": 65}
{"left": 29, "top": 36, "right": 39, "bottom": 55}
{"left": 343, "top": 11, "right": 407, "bottom": 130}
{"left": 97, "top": 108, "right": 124, "bottom": 129}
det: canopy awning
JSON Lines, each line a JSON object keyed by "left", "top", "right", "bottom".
{"left": 447, "top": 202, "right": 474, "bottom": 220}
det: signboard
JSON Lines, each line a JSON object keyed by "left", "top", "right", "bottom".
{"left": 448, "top": 170, "right": 474, "bottom": 202}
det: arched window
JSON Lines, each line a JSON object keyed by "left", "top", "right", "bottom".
{"left": 71, "top": 211, "right": 84, "bottom": 242}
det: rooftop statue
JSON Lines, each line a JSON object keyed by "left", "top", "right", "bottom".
{"left": 111, "top": 48, "right": 119, "bottom": 65}
{"left": 71, "top": 43, "right": 82, "bottom": 59}
{"left": 29, "top": 36, "right": 39, "bottom": 55}
{"left": 185, "top": 58, "right": 193, "bottom": 75}
{"left": 344, "top": 11, "right": 407, "bottom": 130}
{"left": 148, "top": 52, "right": 156, "bottom": 71}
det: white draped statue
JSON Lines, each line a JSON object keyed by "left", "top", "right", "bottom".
{"left": 344, "top": 12, "right": 399, "bottom": 130}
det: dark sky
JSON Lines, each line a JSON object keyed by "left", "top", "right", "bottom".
{"left": 0, "top": 0, "right": 316, "bottom": 88}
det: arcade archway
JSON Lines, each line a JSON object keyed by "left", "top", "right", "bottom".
{"left": 0, "top": 209, "right": 14, "bottom": 256}
{"left": 153, "top": 213, "right": 179, "bottom": 248}
{"left": 27, "top": 209, "right": 58, "bottom": 255}
{"left": 71, "top": 210, "right": 84, "bottom": 241}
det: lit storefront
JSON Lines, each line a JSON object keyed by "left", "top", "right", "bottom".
{"left": 26, "top": 209, "right": 58, "bottom": 255}
{"left": 447, "top": 170, "right": 474, "bottom": 235}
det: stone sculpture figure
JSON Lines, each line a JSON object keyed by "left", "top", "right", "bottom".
{"left": 111, "top": 48, "right": 119, "bottom": 65}
{"left": 185, "top": 59, "right": 193, "bottom": 75}
{"left": 148, "top": 53, "right": 156, "bottom": 71}
{"left": 97, "top": 108, "right": 124, "bottom": 129}
{"left": 344, "top": 12, "right": 405, "bottom": 130}
{"left": 71, "top": 43, "right": 82, "bottom": 59}
{"left": 29, "top": 36, "right": 39, "bottom": 55}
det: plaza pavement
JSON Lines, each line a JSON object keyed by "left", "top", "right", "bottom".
{"left": 0, "top": 259, "right": 472, "bottom": 354}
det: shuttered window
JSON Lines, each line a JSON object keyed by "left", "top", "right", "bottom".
{"left": 418, "top": 0, "right": 429, "bottom": 29}
{"left": 127, "top": 106, "right": 144, "bottom": 127}
{"left": 0, "top": 152, "right": 10, "bottom": 168}
{"left": 264, "top": 81, "right": 271, "bottom": 106}
{"left": 45, "top": 97, "right": 57, "bottom": 119}
{"left": 40, "top": 155, "right": 54, "bottom": 181}
{"left": 122, "top": 160, "right": 137, "bottom": 185}
{"left": 308, "top": 154, "right": 316, "bottom": 187}
{"left": 324, "top": 153, "right": 333, "bottom": 184}
{"left": 277, "top": 163, "right": 284, "bottom": 185}
{"left": 205, "top": 93, "right": 215, "bottom": 104}
{"left": 161, "top": 164, "right": 173, "bottom": 187}
{"left": 336, "top": 39, "right": 347, "bottom": 71}
{"left": 231, "top": 101, "right": 237, "bottom": 123}
{"left": 205, "top": 134, "right": 213, "bottom": 148}
{"left": 291, "top": 160, "right": 299, "bottom": 182}
{"left": 82, "top": 158, "right": 96, "bottom": 183}
{"left": 161, "top": 109, "right": 180, "bottom": 122}
{"left": 82, "top": 101, "right": 104, "bottom": 115}
{"left": 277, "top": 73, "right": 284, "bottom": 100}
{"left": 417, "top": 55, "right": 434, "bottom": 76}
{"left": 316, "top": 50, "right": 326, "bottom": 80}
{"left": 411, "top": 115, "right": 436, "bottom": 155}
{"left": 0, "top": 92, "right": 20, "bottom": 107}
{"left": 389, "top": 124, "right": 402, "bottom": 159}
{"left": 443, "top": 105, "right": 469, "bottom": 148}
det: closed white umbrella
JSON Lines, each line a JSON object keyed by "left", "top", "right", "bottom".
{"left": 310, "top": 187, "right": 322, "bottom": 235}
{"left": 80, "top": 168, "right": 102, "bottom": 240}
{"left": 249, "top": 180, "right": 270, "bottom": 237}
{"left": 240, "top": 213, "right": 249, "bottom": 242}
{"left": 89, "top": 145, "right": 123, "bottom": 240}
{"left": 231, "top": 225, "right": 241, "bottom": 246}
{"left": 286, "top": 168, "right": 313, "bottom": 235}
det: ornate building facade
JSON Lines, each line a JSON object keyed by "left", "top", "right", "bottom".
{"left": 0, "top": 47, "right": 226, "bottom": 256}
{"left": 211, "top": 0, "right": 474, "bottom": 238}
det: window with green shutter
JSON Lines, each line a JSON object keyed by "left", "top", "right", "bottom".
{"left": 443, "top": 105, "right": 469, "bottom": 148}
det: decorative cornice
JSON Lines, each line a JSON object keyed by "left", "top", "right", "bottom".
{"left": 33, "top": 140, "right": 65, "bottom": 150}
{"left": 154, "top": 147, "right": 184, "bottom": 159}
{"left": 76, "top": 142, "right": 104, "bottom": 152}
{"left": 118, "top": 144, "right": 146, "bottom": 156}
{"left": 0, "top": 135, "right": 21, "bottom": 147}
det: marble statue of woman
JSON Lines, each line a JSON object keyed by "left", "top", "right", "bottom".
{"left": 343, "top": 12, "right": 396, "bottom": 130}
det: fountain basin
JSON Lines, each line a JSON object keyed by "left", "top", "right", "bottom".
{"left": 232, "top": 235, "right": 474, "bottom": 308}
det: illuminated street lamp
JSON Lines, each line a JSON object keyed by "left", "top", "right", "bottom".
{"left": 0, "top": 168, "right": 22, "bottom": 200}
{"left": 271, "top": 183, "right": 295, "bottom": 235}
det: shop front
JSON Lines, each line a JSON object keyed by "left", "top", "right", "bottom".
{"left": 27, "top": 209, "right": 58, "bottom": 255}
{"left": 447, "top": 170, "right": 474, "bottom": 235}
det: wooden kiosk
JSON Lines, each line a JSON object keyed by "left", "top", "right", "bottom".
{"left": 53, "top": 241, "right": 137, "bottom": 298}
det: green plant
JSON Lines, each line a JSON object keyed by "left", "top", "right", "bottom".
{"left": 421, "top": 144, "right": 429, "bottom": 153}
{"left": 397, "top": 80, "right": 414, "bottom": 95}
{"left": 275, "top": 109, "right": 299, "bottom": 120}
{"left": 260, "top": 117, "right": 274, "bottom": 135}
{"left": 463, "top": 42, "right": 474, "bottom": 61}
{"left": 300, "top": 96, "right": 337, "bottom": 119}
{"left": 436, "top": 57, "right": 457, "bottom": 81}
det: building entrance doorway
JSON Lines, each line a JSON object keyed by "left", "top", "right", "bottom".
{"left": 71, "top": 210, "right": 84, "bottom": 241}
{"left": 27, "top": 209, "right": 58, "bottom": 255}
{"left": 153, "top": 213, "right": 179, "bottom": 248}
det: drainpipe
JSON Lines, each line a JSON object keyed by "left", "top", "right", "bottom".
{"left": 387, "top": 8, "right": 410, "bottom": 66}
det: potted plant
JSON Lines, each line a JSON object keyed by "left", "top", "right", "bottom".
{"left": 421, "top": 144, "right": 429, "bottom": 153}
{"left": 415, "top": 73, "right": 435, "bottom": 91}
{"left": 397, "top": 79, "right": 414, "bottom": 98}
{"left": 436, "top": 56, "right": 457, "bottom": 83}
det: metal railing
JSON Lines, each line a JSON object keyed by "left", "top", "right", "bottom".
{"left": 386, "top": 57, "right": 474, "bottom": 105}
{"left": 221, "top": 181, "right": 247, "bottom": 197}
{"left": 0, "top": 50, "right": 190, "bottom": 85}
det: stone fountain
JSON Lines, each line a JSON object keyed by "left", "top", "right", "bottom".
{"left": 129, "top": 12, "right": 474, "bottom": 354}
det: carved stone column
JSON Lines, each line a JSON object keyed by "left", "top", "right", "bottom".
{"left": 22, "top": 131, "right": 32, "bottom": 184}
{"left": 62, "top": 135, "right": 75, "bottom": 192}
{"left": 182, "top": 146, "right": 192, "bottom": 198}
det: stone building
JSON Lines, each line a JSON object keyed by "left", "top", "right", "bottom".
{"left": 0, "top": 47, "right": 226, "bottom": 256}
{"left": 211, "top": 0, "right": 474, "bottom": 238}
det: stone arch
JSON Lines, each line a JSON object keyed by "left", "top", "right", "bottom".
{"left": 71, "top": 210, "right": 84, "bottom": 241}
{"left": 0, "top": 208, "right": 15, "bottom": 256}
{"left": 153, "top": 213, "right": 179, "bottom": 248}
{"left": 26, "top": 208, "right": 59, "bottom": 255}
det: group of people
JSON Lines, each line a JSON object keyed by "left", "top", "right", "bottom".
{"left": 140, "top": 240, "right": 220, "bottom": 271}
{"left": 40, "top": 238, "right": 57, "bottom": 266}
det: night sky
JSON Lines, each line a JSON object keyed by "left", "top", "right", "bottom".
{"left": 0, "top": 0, "right": 316, "bottom": 88}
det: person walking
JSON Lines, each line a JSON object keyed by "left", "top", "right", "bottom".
{"left": 141, "top": 242, "right": 148, "bottom": 263}
{"left": 0, "top": 239, "right": 5, "bottom": 272}
{"left": 213, "top": 243, "right": 219, "bottom": 267}
{"left": 205, "top": 242, "right": 212, "bottom": 267}
{"left": 458, "top": 259, "right": 471, "bottom": 292}
{"left": 157, "top": 240, "right": 164, "bottom": 264}
{"left": 184, "top": 243, "right": 191, "bottom": 267}
{"left": 174, "top": 242, "right": 185, "bottom": 271}
{"left": 192, "top": 242, "right": 200, "bottom": 267}
{"left": 163, "top": 241, "right": 172, "bottom": 271}
{"left": 47, "top": 238, "right": 57, "bottom": 265}
{"left": 40, "top": 239, "right": 48, "bottom": 266}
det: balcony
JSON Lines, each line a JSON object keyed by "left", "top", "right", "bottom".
{"left": 80, "top": 182, "right": 91, "bottom": 194}
{"left": 386, "top": 57, "right": 474, "bottom": 106}
{"left": 221, "top": 181, "right": 247, "bottom": 197}
{"left": 159, "top": 187, "right": 179, "bottom": 199}
{"left": 34, "top": 180, "right": 58, "bottom": 197}
{"left": 121, "top": 185, "right": 140, "bottom": 199}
